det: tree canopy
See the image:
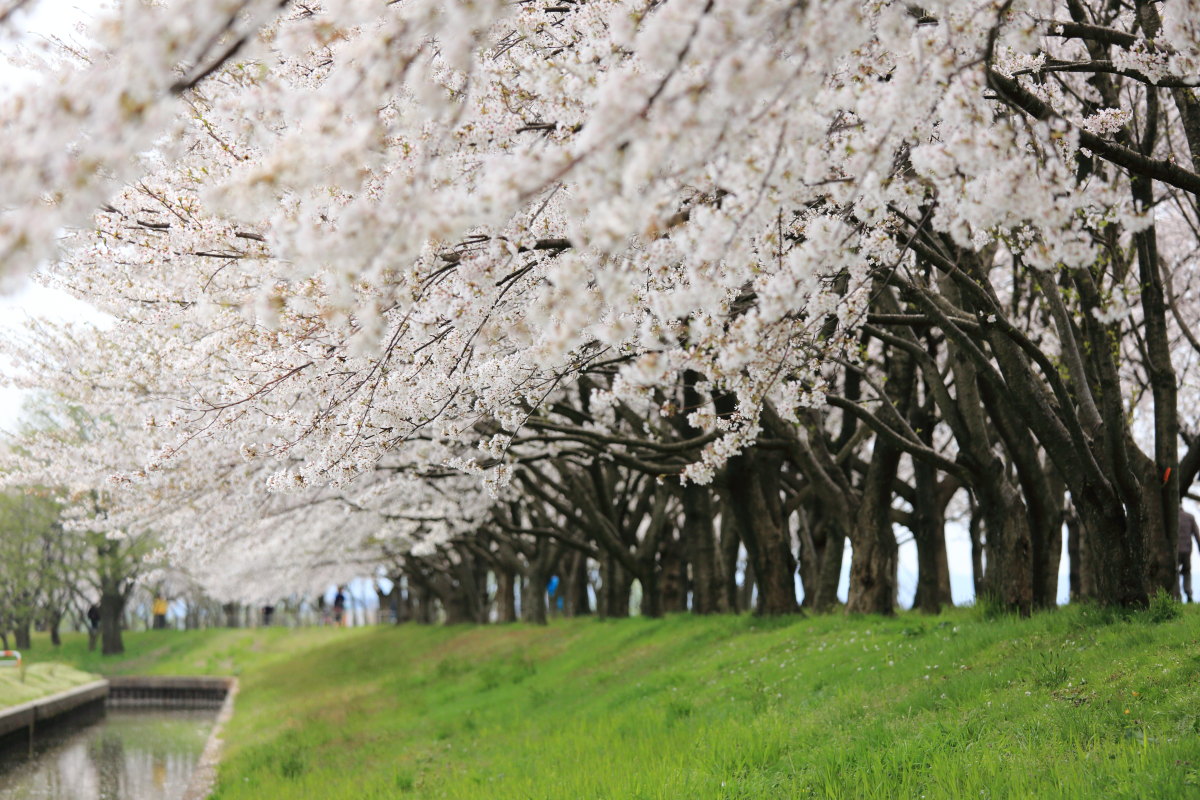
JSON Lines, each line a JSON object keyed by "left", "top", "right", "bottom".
{"left": 2, "top": 0, "right": 1199, "bottom": 617}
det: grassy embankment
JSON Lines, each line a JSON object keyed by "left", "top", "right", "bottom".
{"left": 16, "top": 604, "right": 1200, "bottom": 799}
{"left": 0, "top": 660, "right": 99, "bottom": 707}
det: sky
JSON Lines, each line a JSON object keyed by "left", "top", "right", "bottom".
{"left": 0, "top": 1, "right": 110, "bottom": 431}
{"left": 0, "top": 281, "right": 106, "bottom": 431}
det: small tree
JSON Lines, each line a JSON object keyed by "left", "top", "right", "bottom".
{"left": 0, "top": 489, "right": 64, "bottom": 649}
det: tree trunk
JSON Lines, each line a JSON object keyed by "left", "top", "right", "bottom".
{"left": 812, "top": 522, "right": 845, "bottom": 612}
{"left": 738, "top": 559, "right": 756, "bottom": 613}
{"left": 1066, "top": 508, "right": 1084, "bottom": 601}
{"left": 600, "top": 555, "right": 632, "bottom": 618}
{"left": 522, "top": 572, "right": 548, "bottom": 625}
{"left": 910, "top": 393, "right": 955, "bottom": 613}
{"left": 797, "top": 512, "right": 820, "bottom": 610}
{"left": 397, "top": 580, "right": 414, "bottom": 623}
{"left": 657, "top": 534, "right": 687, "bottom": 614}
{"left": 413, "top": 582, "right": 436, "bottom": 624}
{"left": 638, "top": 567, "right": 662, "bottom": 618}
{"left": 49, "top": 612, "right": 62, "bottom": 647}
{"left": 442, "top": 593, "right": 474, "bottom": 625}
{"left": 969, "top": 496, "right": 985, "bottom": 598}
{"left": 977, "top": 473, "right": 1034, "bottom": 616}
{"left": 911, "top": 458, "right": 946, "bottom": 615}
{"left": 681, "top": 484, "right": 720, "bottom": 614}
{"left": 846, "top": 441, "right": 902, "bottom": 615}
{"left": 100, "top": 589, "right": 125, "bottom": 656}
{"left": 725, "top": 449, "right": 798, "bottom": 615}
{"left": 679, "top": 368, "right": 721, "bottom": 614}
{"left": 566, "top": 553, "right": 591, "bottom": 616}
{"left": 1034, "top": 466, "right": 1066, "bottom": 607}
{"left": 1134, "top": 449, "right": 1179, "bottom": 599}
{"left": 496, "top": 568, "right": 518, "bottom": 623}
{"left": 1130, "top": 171, "right": 1180, "bottom": 600}
{"left": 1074, "top": 482, "right": 1146, "bottom": 607}
{"left": 14, "top": 623, "right": 31, "bottom": 650}
{"left": 717, "top": 502, "right": 741, "bottom": 613}
{"left": 845, "top": 336, "right": 915, "bottom": 615}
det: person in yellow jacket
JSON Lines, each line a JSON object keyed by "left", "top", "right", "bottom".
{"left": 152, "top": 596, "right": 168, "bottom": 629}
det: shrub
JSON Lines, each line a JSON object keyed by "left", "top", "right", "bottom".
{"left": 1144, "top": 588, "right": 1181, "bottom": 624}
{"left": 971, "top": 592, "right": 1010, "bottom": 622}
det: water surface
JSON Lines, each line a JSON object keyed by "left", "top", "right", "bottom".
{"left": 0, "top": 708, "right": 214, "bottom": 800}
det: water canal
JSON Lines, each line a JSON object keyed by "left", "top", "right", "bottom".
{"left": 0, "top": 707, "right": 215, "bottom": 800}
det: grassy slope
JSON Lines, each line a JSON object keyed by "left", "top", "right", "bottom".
{"left": 0, "top": 662, "right": 100, "bottom": 707}
{"left": 17, "top": 606, "right": 1200, "bottom": 799}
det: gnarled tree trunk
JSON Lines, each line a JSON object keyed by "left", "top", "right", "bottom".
{"left": 725, "top": 449, "right": 798, "bottom": 615}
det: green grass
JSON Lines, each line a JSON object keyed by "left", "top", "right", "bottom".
{"left": 0, "top": 661, "right": 100, "bottom": 707}
{"left": 16, "top": 604, "right": 1200, "bottom": 798}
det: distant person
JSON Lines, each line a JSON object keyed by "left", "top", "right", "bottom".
{"left": 262, "top": 605, "right": 275, "bottom": 626}
{"left": 87, "top": 604, "right": 100, "bottom": 633}
{"left": 317, "top": 595, "right": 328, "bottom": 626}
{"left": 1180, "top": 508, "right": 1200, "bottom": 602}
{"left": 333, "top": 588, "right": 347, "bottom": 627}
{"left": 546, "top": 575, "right": 560, "bottom": 616}
{"left": 152, "top": 596, "right": 168, "bottom": 629}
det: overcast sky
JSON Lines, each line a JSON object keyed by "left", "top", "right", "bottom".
{"left": 0, "top": 1, "right": 110, "bottom": 431}
{"left": 0, "top": 281, "right": 107, "bottom": 431}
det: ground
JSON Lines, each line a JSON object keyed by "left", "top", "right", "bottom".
{"left": 13, "top": 603, "right": 1200, "bottom": 799}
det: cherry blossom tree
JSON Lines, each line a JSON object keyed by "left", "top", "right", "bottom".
{"left": 3, "top": 0, "right": 1200, "bottom": 616}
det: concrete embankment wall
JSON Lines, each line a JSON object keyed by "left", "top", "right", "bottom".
{"left": 0, "top": 680, "right": 109, "bottom": 744}
{"left": 182, "top": 677, "right": 239, "bottom": 800}
{"left": 108, "top": 675, "right": 232, "bottom": 708}
{"left": 2, "top": 675, "right": 237, "bottom": 798}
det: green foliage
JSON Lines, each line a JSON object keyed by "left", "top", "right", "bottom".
{"left": 969, "top": 591, "right": 1010, "bottom": 622}
{"left": 1145, "top": 589, "right": 1182, "bottom": 624}
{"left": 1027, "top": 648, "right": 1072, "bottom": 689}
{"left": 0, "top": 488, "right": 68, "bottom": 640}
{"left": 1074, "top": 599, "right": 1130, "bottom": 627}
{"left": 15, "top": 606, "right": 1200, "bottom": 799}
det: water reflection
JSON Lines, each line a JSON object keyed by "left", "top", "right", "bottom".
{"left": 0, "top": 709, "right": 214, "bottom": 800}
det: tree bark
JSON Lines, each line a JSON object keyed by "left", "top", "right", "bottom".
{"left": 496, "top": 568, "right": 518, "bottom": 623}
{"left": 13, "top": 623, "right": 31, "bottom": 650}
{"left": 565, "top": 552, "right": 591, "bottom": 616}
{"left": 413, "top": 582, "right": 435, "bottom": 624}
{"left": 976, "top": 473, "right": 1034, "bottom": 616}
{"left": 813, "top": 521, "right": 845, "bottom": 612}
{"left": 48, "top": 611, "right": 62, "bottom": 647}
{"left": 738, "top": 559, "right": 755, "bottom": 613}
{"left": 442, "top": 592, "right": 474, "bottom": 625}
{"left": 657, "top": 531, "right": 688, "bottom": 614}
{"left": 911, "top": 460, "right": 947, "bottom": 614}
{"left": 908, "top": 370, "right": 956, "bottom": 612}
{"left": 638, "top": 567, "right": 662, "bottom": 618}
{"left": 716, "top": 496, "right": 741, "bottom": 612}
{"left": 725, "top": 449, "right": 799, "bottom": 615}
{"left": 522, "top": 571, "right": 548, "bottom": 625}
{"left": 681, "top": 484, "right": 719, "bottom": 613}
{"left": 680, "top": 370, "right": 721, "bottom": 614}
{"left": 846, "top": 339, "right": 914, "bottom": 615}
{"left": 599, "top": 554, "right": 632, "bottom": 618}
{"left": 100, "top": 588, "right": 125, "bottom": 656}
{"left": 846, "top": 439, "right": 903, "bottom": 615}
